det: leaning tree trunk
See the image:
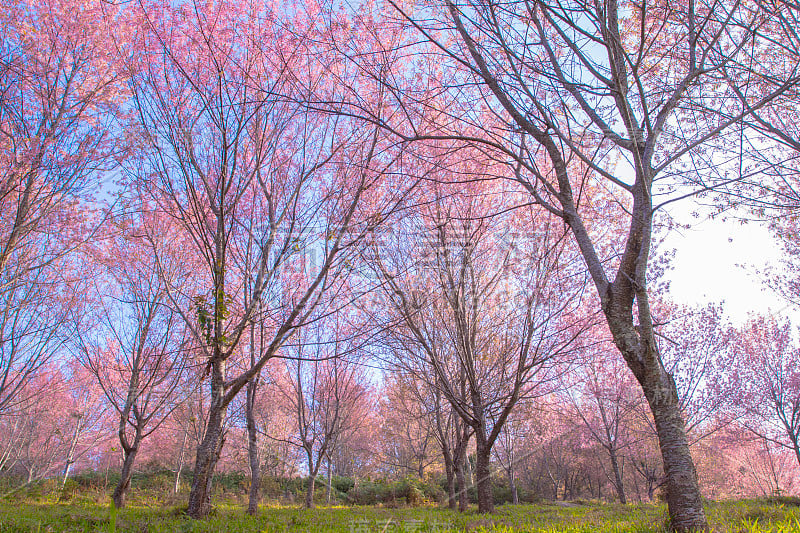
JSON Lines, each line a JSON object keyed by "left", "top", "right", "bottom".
{"left": 609, "top": 446, "right": 627, "bottom": 504}
{"left": 112, "top": 443, "right": 140, "bottom": 508}
{"left": 174, "top": 430, "right": 188, "bottom": 494}
{"left": 645, "top": 372, "right": 706, "bottom": 531}
{"left": 591, "top": 178, "right": 708, "bottom": 531}
{"left": 61, "top": 414, "right": 84, "bottom": 491}
{"left": 187, "top": 362, "right": 226, "bottom": 519}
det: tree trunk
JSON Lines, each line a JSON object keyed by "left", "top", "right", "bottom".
{"left": 445, "top": 458, "right": 456, "bottom": 510}
{"left": 174, "top": 430, "right": 187, "bottom": 494}
{"left": 326, "top": 455, "right": 333, "bottom": 505}
{"left": 465, "top": 454, "right": 474, "bottom": 489}
{"left": 113, "top": 445, "right": 139, "bottom": 509}
{"left": 61, "top": 414, "right": 84, "bottom": 491}
{"left": 454, "top": 429, "right": 469, "bottom": 512}
{"left": 187, "top": 367, "right": 226, "bottom": 519}
{"left": 474, "top": 435, "right": 494, "bottom": 513}
{"left": 455, "top": 459, "right": 468, "bottom": 512}
{"left": 609, "top": 447, "right": 627, "bottom": 504}
{"left": 508, "top": 466, "right": 519, "bottom": 505}
{"left": 246, "top": 378, "right": 260, "bottom": 516}
{"left": 305, "top": 474, "right": 316, "bottom": 509}
{"left": 647, "top": 379, "right": 706, "bottom": 532}
{"left": 600, "top": 220, "right": 708, "bottom": 529}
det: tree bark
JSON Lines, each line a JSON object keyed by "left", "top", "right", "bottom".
{"left": 187, "top": 363, "right": 226, "bottom": 519}
{"left": 609, "top": 447, "right": 627, "bottom": 504}
{"left": 454, "top": 428, "right": 469, "bottom": 512}
{"left": 246, "top": 378, "right": 260, "bottom": 515}
{"left": 647, "top": 378, "right": 706, "bottom": 531}
{"left": 465, "top": 453, "right": 474, "bottom": 489}
{"left": 326, "top": 455, "right": 333, "bottom": 505}
{"left": 305, "top": 474, "right": 316, "bottom": 509}
{"left": 595, "top": 178, "right": 707, "bottom": 530}
{"left": 444, "top": 455, "right": 456, "bottom": 510}
{"left": 474, "top": 434, "right": 493, "bottom": 513}
{"left": 508, "top": 466, "right": 519, "bottom": 505}
{"left": 112, "top": 445, "right": 139, "bottom": 509}
{"left": 455, "top": 459, "right": 468, "bottom": 512}
{"left": 174, "top": 430, "right": 187, "bottom": 494}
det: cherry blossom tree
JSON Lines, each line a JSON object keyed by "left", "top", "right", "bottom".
{"left": 379, "top": 373, "right": 438, "bottom": 479}
{"left": 273, "top": 320, "right": 373, "bottom": 508}
{"left": 0, "top": 0, "right": 122, "bottom": 413}
{"left": 0, "top": 362, "right": 107, "bottom": 491}
{"left": 720, "top": 315, "right": 800, "bottom": 468}
{"left": 562, "top": 345, "right": 639, "bottom": 503}
{"left": 74, "top": 214, "right": 192, "bottom": 508}
{"left": 370, "top": 0, "right": 793, "bottom": 526}
{"left": 369, "top": 182, "right": 587, "bottom": 512}
{"left": 58, "top": 362, "right": 108, "bottom": 490}
{"left": 124, "top": 0, "right": 410, "bottom": 517}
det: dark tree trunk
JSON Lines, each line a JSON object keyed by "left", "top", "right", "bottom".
{"left": 305, "top": 474, "right": 316, "bottom": 509}
{"left": 187, "top": 362, "right": 226, "bottom": 519}
{"left": 598, "top": 180, "right": 707, "bottom": 531}
{"left": 186, "top": 413, "right": 224, "bottom": 518}
{"left": 445, "top": 458, "right": 456, "bottom": 510}
{"left": 647, "top": 378, "right": 706, "bottom": 531}
{"left": 246, "top": 378, "right": 260, "bottom": 515}
{"left": 455, "top": 459, "right": 468, "bottom": 512}
{"left": 454, "top": 427, "right": 469, "bottom": 512}
{"left": 440, "top": 431, "right": 455, "bottom": 509}
{"left": 474, "top": 434, "right": 493, "bottom": 513}
{"left": 112, "top": 445, "right": 139, "bottom": 509}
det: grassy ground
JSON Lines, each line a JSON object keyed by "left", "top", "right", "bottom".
{"left": 1, "top": 498, "right": 800, "bottom": 532}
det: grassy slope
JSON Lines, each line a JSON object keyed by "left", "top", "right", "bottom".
{"left": 1, "top": 500, "right": 800, "bottom": 532}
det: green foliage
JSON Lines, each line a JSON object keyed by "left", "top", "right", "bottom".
{"left": 3, "top": 478, "right": 800, "bottom": 532}
{"left": 331, "top": 476, "right": 355, "bottom": 494}
{"left": 58, "top": 480, "right": 79, "bottom": 502}
{"left": 193, "top": 291, "right": 233, "bottom": 346}
{"left": 193, "top": 295, "right": 214, "bottom": 345}
{"left": 2, "top": 499, "right": 800, "bottom": 532}
{"left": 346, "top": 477, "right": 445, "bottom": 507}
{"left": 108, "top": 500, "right": 117, "bottom": 533}
{"left": 767, "top": 495, "right": 800, "bottom": 507}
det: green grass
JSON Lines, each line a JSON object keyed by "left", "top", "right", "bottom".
{"left": 1, "top": 499, "right": 800, "bottom": 532}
